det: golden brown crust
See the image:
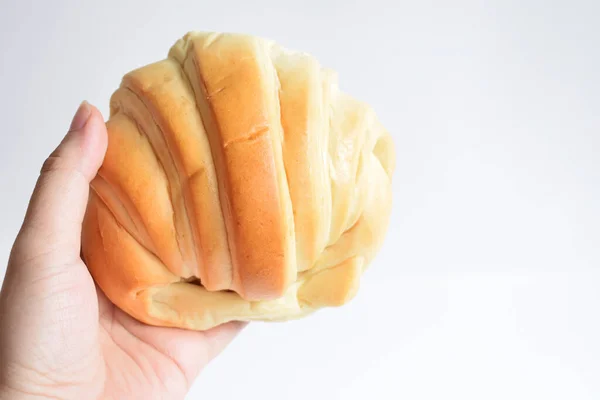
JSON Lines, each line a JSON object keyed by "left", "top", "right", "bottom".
{"left": 114, "top": 59, "right": 232, "bottom": 291}
{"left": 81, "top": 31, "right": 395, "bottom": 331}
{"left": 171, "top": 33, "right": 296, "bottom": 300}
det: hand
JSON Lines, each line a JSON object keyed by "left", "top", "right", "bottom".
{"left": 0, "top": 102, "right": 245, "bottom": 400}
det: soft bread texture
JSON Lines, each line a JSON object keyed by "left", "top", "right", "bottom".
{"left": 81, "top": 31, "right": 395, "bottom": 330}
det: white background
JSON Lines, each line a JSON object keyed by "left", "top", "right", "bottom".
{"left": 1, "top": 1, "right": 599, "bottom": 399}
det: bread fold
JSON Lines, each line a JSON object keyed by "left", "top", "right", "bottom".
{"left": 81, "top": 31, "right": 395, "bottom": 330}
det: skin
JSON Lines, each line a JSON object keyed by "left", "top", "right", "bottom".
{"left": 0, "top": 102, "right": 245, "bottom": 399}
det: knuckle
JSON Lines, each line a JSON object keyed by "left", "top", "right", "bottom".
{"left": 38, "top": 154, "right": 85, "bottom": 183}
{"left": 40, "top": 154, "right": 68, "bottom": 175}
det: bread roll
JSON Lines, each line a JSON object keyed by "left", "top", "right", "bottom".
{"left": 81, "top": 31, "right": 395, "bottom": 330}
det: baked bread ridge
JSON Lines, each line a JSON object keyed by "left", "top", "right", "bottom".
{"left": 81, "top": 31, "right": 395, "bottom": 330}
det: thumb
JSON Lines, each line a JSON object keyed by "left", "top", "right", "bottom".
{"left": 15, "top": 101, "right": 108, "bottom": 266}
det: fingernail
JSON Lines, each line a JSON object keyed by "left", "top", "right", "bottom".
{"left": 69, "top": 100, "right": 92, "bottom": 131}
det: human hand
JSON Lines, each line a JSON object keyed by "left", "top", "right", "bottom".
{"left": 0, "top": 102, "right": 245, "bottom": 400}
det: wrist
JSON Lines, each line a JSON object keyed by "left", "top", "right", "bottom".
{"left": 0, "top": 380, "right": 101, "bottom": 400}
{"left": 0, "top": 383, "right": 41, "bottom": 400}
{"left": 0, "top": 358, "right": 103, "bottom": 400}
{"left": 0, "top": 373, "right": 69, "bottom": 400}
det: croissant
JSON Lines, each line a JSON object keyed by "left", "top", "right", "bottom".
{"left": 81, "top": 31, "right": 395, "bottom": 331}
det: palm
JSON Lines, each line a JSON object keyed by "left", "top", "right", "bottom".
{"left": 96, "top": 289, "right": 242, "bottom": 399}
{"left": 1, "top": 103, "right": 244, "bottom": 399}
{"left": 0, "top": 256, "right": 243, "bottom": 400}
{"left": 87, "top": 273, "right": 242, "bottom": 399}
